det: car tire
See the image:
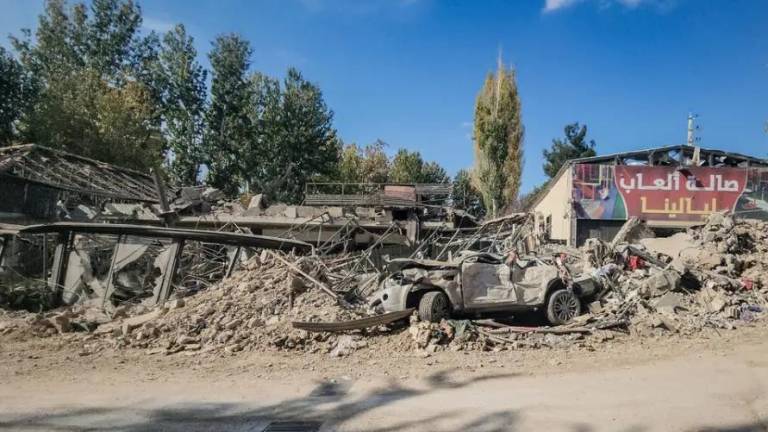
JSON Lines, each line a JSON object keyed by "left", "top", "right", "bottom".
{"left": 418, "top": 291, "right": 449, "bottom": 323}
{"left": 546, "top": 289, "right": 581, "bottom": 325}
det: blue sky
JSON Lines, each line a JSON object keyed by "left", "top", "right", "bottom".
{"left": 2, "top": 0, "right": 767, "bottom": 192}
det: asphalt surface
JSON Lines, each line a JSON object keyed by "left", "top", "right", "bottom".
{"left": 1, "top": 339, "right": 768, "bottom": 431}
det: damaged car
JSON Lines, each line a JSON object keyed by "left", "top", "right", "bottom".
{"left": 369, "top": 252, "right": 600, "bottom": 325}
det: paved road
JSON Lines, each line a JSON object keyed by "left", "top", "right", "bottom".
{"left": 1, "top": 343, "right": 768, "bottom": 431}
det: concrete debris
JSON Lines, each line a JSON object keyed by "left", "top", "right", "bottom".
{"left": 1, "top": 211, "right": 767, "bottom": 359}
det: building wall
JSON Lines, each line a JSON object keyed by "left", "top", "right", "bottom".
{"left": 0, "top": 177, "right": 60, "bottom": 220}
{"left": 533, "top": 165, "right": 572, "bottom": 243}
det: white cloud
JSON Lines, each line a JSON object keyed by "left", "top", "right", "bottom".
{"left": 543, "top": 0, "right": 583, "bottom": 12}
{"left": 543, "top": 0, "right": 665, "bottom": 13}
{"left": 142, "top": 17, "right": 175, "bottom": 34}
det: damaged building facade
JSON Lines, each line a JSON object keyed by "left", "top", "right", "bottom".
{"left": 532, "top": 144, "right": 768, "bottom": 246}
{"left": 0, "top": 144, "right": 161, "bottom": 223}
{"left": 0, "top": 144, "right": 470, "bottom": 312}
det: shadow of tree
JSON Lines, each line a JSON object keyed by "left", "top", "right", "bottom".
{"left": 0, "top": 368, "right": 765, "bottom": 432}
{"left": 0, "top": 370, "right": 522, "bottom": 431}
{"left": 694, "top": 422, "right": 768, "bottom": 432}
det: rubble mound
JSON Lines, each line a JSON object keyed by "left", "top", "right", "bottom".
{"left": 81, "top": 254, "right": 366, "bottom": 356}
{"left": 2, "top": 213, "right": 767, "bottom": 358}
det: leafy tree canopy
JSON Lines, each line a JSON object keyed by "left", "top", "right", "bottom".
{"left": 542, "top": 122, "right": 596, "bottom": 178}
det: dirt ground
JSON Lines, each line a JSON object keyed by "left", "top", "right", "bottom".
{"left": 2, "top": 321, "right": 768, "bottom": 431}
{"left": 2, "top": 318, "right": 766, "bottom": 384}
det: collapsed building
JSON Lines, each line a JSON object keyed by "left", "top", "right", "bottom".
{"left": 531, "top": 145, "right": 768, "bottom": 246}
{"left": 0, "top": 145, "right": 475, "bottom": 313}
{"left": 1, "top": 143, "right": 768, "bottom": 358}
{"left": 0, "top": 144, "right": 161, "bottom": 223}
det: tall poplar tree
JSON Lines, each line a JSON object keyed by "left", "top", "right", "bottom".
{"left": 203, "top": 34, "right": 253, "bottom": 196}
{"left": 0, "top": 47, "right": 31, "bottom": 144}
{"left": 255, "top": 68, "right": 340, "bottom": 203}
{"left": 159, "top": 24, "right": 207, "bottom": 185}
{"left": 471, "top": 55, "right": 524, "bottom": 217}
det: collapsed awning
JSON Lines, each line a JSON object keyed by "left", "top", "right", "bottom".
{"left": 10, "top": 222, "right": 313, "bottom": 253}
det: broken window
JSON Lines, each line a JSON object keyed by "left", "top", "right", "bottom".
{"left": 61, "top": 234, "right": 118, "bottom": 305}
{"left": 173, "top": 241, "right": 237, "bottom": 296}
{"left": 104, "top": 236, "right": 176, "bottom": 306}
{"left": 0, "top": 233, "right": 57, "bottom": 310}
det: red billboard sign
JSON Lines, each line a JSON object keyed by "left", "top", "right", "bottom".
{"left": 613, "top": 166, "right": 748, "bottom": 222}
{"left": 573, "top": 164, "right": 768, "bottom": 222}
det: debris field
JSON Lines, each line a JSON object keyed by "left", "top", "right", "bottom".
{"left": 2, "top": 211, "right": 767, "bottom": 361}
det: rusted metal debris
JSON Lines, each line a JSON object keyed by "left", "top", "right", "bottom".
{"left": 292, "top": 308, "right": 414, "bottom": 332}
{"left": 0, "top": 144, "right": 160, "bottom": 203}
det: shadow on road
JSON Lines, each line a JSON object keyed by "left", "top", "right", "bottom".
{"left": 0, "top": 370, "right": 521, "bottom": 431}
{"left": 0, "top": 368, "right": 765, "bottom": 432}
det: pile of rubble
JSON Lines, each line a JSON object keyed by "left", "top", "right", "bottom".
{"left": 2, "top": 213, "right": 767, "bottom": 359}
{"left": 44, "top": 253, "right": 368, "bottom": 356}
{"left": 484, "top": 213, "right": 768, "bottom": 347}
{"left": 367, "top": 213, "right": 768, "bottom": 354}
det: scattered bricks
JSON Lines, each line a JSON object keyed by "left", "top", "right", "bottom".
{"left": 697, "top": 286, "right": 728, "bottom": 313}
{"left": 588, "top": 301, "right": 603, "bottom": 314}
{"left": 176, "top": 335, "right": 198, "bottom": 345}
{"left": 639, "top": 270, "right": 680, "bottom": 298}
{"left": 224, "top": 343, "right": 243, "bottom": 354}
{"left": 224, "top": 318, "right": 242, "bottom": 330}
{"left": 48, "top": 314, "right": 71, "bottom": 334}
{"left": 246, "top": 317, "right": 264, "bottom": 328}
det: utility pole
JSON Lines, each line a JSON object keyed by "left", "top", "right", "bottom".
{"left": 687, "top": 113, "right": 696, "bottom": 146}
{"left": 687, "top": 113, "right": 701, "bottom": 165}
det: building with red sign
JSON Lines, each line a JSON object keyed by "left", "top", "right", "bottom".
{"left": 530, "top": 145, "right": 768, "bottom": 246}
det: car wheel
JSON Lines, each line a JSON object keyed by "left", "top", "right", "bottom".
{"left": 418, "top": 291, "right": 449, "bottom": 323}
{"left": 546, "top": 289, "right": 581, "bottom": 325}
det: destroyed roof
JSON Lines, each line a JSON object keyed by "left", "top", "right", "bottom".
{"left": 567, "top": 144, "right": 768, "bottom": 167}
{"left": 0, "top": 144, "right": 159, "bottom": 203}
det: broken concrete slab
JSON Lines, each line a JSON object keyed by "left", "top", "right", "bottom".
{"left": 653, "top": 292, "right": 685, "bottom": 315}
{"left": 697, "top": 286, "right": 728, "bottom": 313}
{"left": 639, "top": 270, "right": 680, "bottom": 298}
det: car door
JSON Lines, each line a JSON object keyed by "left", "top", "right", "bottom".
{"left": 460, "top": 261, "right": 520, "bottom": 309}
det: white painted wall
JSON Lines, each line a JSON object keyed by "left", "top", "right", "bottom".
{"left": 533, "top": 165, "right": 572, "bottom": 243}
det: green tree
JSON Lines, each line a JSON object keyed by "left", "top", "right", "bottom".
{"left": 245, "top": 71, "right": 281, "bottom": 188}
{"left": 542, "top": 122, "right": 596, "bottom": 178}
{"left": 452, "top": 169, "right": 485, "bottom": 218}
{"left": 512, "top": 182, "right": 547, "bottom": 212}
{"left": 0, "top": 47, "right": 32, "bottom": 144}
{"left": 421, "top": 161, "right": 450, "bottom": 184}
{"left": 359, "top": 140, "right": 390, "bottom": 183}
{"left": 471, "top": 56, "right": 524, "bottom": 217}
{"left": 158, "top": 24, "right": 207, "bottom": 185}
{"left": 336, "top": 142, "right": 364, "bottom": 183}
{"left": 85, "top": 0, "right": 143, "bottom": 78}
{"left": 10, "top": 0, "right": 164, "bottom": 169}
{"left": 334, "top": 140, "right": 390, "bottom": 183}
{"left": 390, "top": 148, "right": 424, "bottom": 183}
{"left": 203, "top": 34, "right": 253, "bottom": 196}
{"left": 255, "top": 68, "right": 340, "bottom": 203}
{"left": 389, "top": 148, "right": 450, "bottom": 184}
